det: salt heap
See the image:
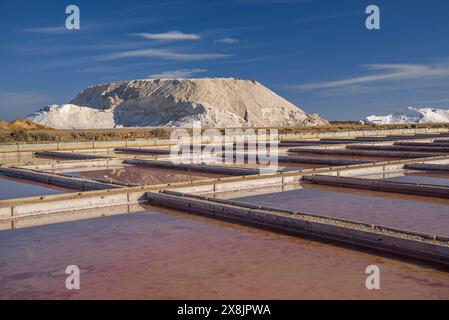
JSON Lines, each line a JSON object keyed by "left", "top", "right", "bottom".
{"left": 28, "top": 78, "right": 327, "bottom": 129}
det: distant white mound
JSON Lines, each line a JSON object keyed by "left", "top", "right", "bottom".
{"left": 365, "top": 107, "right": 449, "bottom": 125}
{"left": 29, "top": 104, "right": 115, "bottom": 129}
{"left": 28, "top": 78, "right": 327, "bottom": 129}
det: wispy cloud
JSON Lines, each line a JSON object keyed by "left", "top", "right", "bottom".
{"left": 147, "top": 68, "right": 207, "bottom": 78}
{"left": 76, "top": 66, "right": 123, "bottom": 73}
{"left": 22, "top": 26, "right": 68, "bottom": 34}
{"left": 97, "top": 48, "right": 232, "bottom": 61}
{"left": 296, "top": 63, "right": 449, "bottom": 91}
{"left": 22, "top": 23, "right": 97, "bottom": 34}
{"left": 214, "top": 37, "right": 239, "bottom": 44}
{"left": 131, "top": 31, "right": 201, "bottom": 40}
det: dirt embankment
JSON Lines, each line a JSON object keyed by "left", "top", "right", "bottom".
{"left": 0, "top": 117, "right": 171, "bottom": 142}
{"left": 0, "top": 118, "right": 50, "bottom": 130}
{"left": 1, "top": 119, "right": 449, "bottom": 143}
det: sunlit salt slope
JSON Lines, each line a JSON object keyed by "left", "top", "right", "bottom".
{"left": 28, "top": 78, "right": 327, "bottom": 129}
{"left": 365, "top": 107, "right": 449, "bottom": 125}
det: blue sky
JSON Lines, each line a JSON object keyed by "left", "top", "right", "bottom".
{"left": 1, "top": 0, "right": 449, "bottom": 121}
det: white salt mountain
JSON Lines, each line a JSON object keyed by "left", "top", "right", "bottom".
{"left": 28, "top": 78, "right": 327, "bottom": 129}
{"left": 365, "top": 107, "right": 449, "bottom": 125}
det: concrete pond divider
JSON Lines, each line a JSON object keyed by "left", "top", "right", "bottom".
{"left": 115, "top": 147, "right": 172, "bottom": 155}
{"left": 12, "top": 158, "right": 125, "bottom": 171}
{"left": 404, "top": 163, "right": 449, "bottom": 172}
{"left": 277, "top": 155, "right": 372, "bottom": 165}
{"left": 146, "top": 190, "right": 449, "bottom": 266}
{"left": 124, "top": 159, "right": 262, "bottom": 176}
{"left": 0, "top": 171, "right": 302, "bottom": 224}
{"left": 1, "top": 203, "right": 147, "bottom": 230}
{"left": 395, "top": 141, "right": 449, "bottom": 147}
{"left": 0, "top": 187, "right": 155, "bottom": 227}
{"left": 1, "top": 127, "right": 448, "bottom": 155}
{"left": 347, "top": 144, "right": 449, "bottom": 153}
{"left": 35, "top": 151, "right": 112, "bottom": 160}
{"left": 288, "top": 147, "right": 442, "bottom": 159}
{"left": 0, "top": 167, "right": 122, "bottom": 191}
{"left": 301, "top": 175, "right": 449, "bottom": 199}
{"left": 1, "top": 141, "right": 449, "bottom": 232}
{"left": 303, "top": 155, "right": 449, "bottom": 177}
{"left": 2, "top": 130, "right": 449, "bottom": 268}
{"left": 278, "top": 128, "right": 449, "bottom": 141}
{"left": 158, "top": 155, "right": 449, "bottom": 194}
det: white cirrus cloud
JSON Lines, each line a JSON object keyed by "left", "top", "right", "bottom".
{"left": 97, "top": 48, "right": 232, "bottom": 61}
{"left": 214, "top": 37, "right": 239, "bottom": 44}
{"left": 131, "top": 31, "right": 201, "bottom": 40}
{"left": 22, "top": 24, "right": 96, "bottom": 34}
{"left": 147, "top": 69, "right": 208, "bottom": 79}
{"left": 296, "top": 63, "right": 449, "bottom": 91}
{"left": 22, "top": 26, "right": 68, "bottom": 34}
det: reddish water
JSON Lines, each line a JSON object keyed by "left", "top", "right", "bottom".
{"left": 278, "top": 162, "right": 328, "bottom": 170}
{"left": 220, "top": 157, "right": 330, "bottom": 171}
{"left": 229, "top": 184, "right": 449, "bottom": 237}
{"left": 63, "top": 166, "right": 227, "bottom": 185}
{"left": 0, "top": 206, "right": 448, "bottom": 299}
{"left": 0, "top": 175, "right": 69, "bottom": 200}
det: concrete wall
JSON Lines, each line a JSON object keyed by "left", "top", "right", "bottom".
{"left": 0, "top": 167, "right": 122, "bottom": 191}
{"left": 14, "top": 158, "right": 125, "bottom": 171}
{"left": 147, "top": 191, "right": 449, "bottom": 266}
{"left": 2, "top": 127, "right": 448, "bottom": 155}
{"left": 405, "top": 163, "right": 449, "bottom": 172}
{"left": 161, "top": 155, "right": 449, "bottom": 194}
{"left": 302, "top": 175, "right": 449, "bottom": 198}
{"left": 7, "top": 204, "right": 145, "bottom": 230}
{"left": 279, "top": 128, "right": 449, "bottom": 141}
{"left": 36, "top": 151, "right": 111, "bottom": 160}
{"left": 0, "top": 189, "right": 150, "bottom": 223}
{"left": 167, "top": 173, "right": 299, "bottom": 194}
{"left": 288, "top": 147, "right": 441, "bottom": 158}
{"left": 321, "top": 156, "right": 449, "bottom": 177}
{"left": 124, "top": 159, "right": 261, "bottom": 176}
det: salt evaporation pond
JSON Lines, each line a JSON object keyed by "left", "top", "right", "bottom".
{"left": 0, "top": 205, "right": 448, "bottom": 299}
{"left": 383, "top": 171, "right": 449, "bottom": 187}
{"left": 0, "top": 175, "right": 68, "bottom": 200}
{"left": 277, "top": 162, "right": 328, "bottom": 170}
{"left": 55, "top": 165, "right": 227, "bottom": 185}
{"left": 223, "top": 157, "right": 329, "bottom": 171}
{"left": 0, "top": 155, "right": 56, "bottom": 165}
{"left": 409, "top": 171, "right": 449, "bottom": 180}
{"left": 287, "top": 152, "right": 404, "bottom": 161}
{"left": 222, "top": 184, "right": 449, "bottom": 237}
